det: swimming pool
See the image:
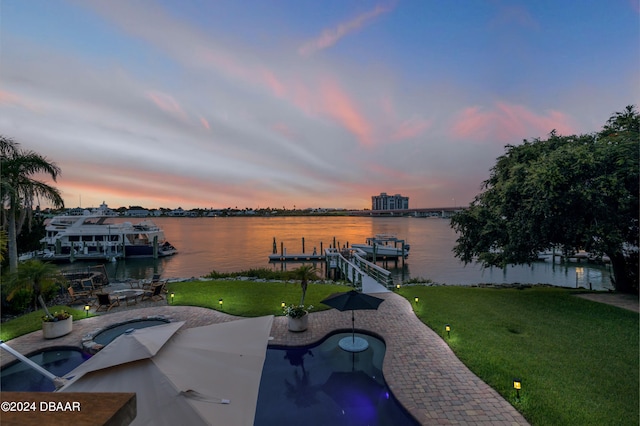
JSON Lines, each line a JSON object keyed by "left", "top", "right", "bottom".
{"left": 82, "top": 317, "right": 171, "bottom": 353}
{"left": 255, "top": 332, "right": 419, "bottom": 426}
{"left": 1, "top": 347, "right": 91, "bottom": 392}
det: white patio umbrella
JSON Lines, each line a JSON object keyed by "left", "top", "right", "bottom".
{"left": 58, "top": 316, "right": 274, "bottom": 426}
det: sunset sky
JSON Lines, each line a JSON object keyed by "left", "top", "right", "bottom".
{"left": 1, "top": 1, "right": 638, "bottom": 210}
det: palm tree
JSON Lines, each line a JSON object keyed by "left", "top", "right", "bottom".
{"left": 292, "top": 265, "right": 319, "bottom": 305}
{"left": 1, "top": 136, "right": 64, "bottom": 272}
{"left": 6, "top": 259, "right": 62, "bottom": 315}
{"left": 0, "top": 229, "right": 7, "bottom": 264}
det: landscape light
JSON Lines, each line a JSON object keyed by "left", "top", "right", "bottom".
{"left": 170, "top": 293, "right": 175, "bottom": 304}
{"left": 414, "top": 296, "right": 419, "bottom": 303}
{"left": 281, "top": 301, "right": 286, "bottom": 308}
{"left": 445, "top": 324, "right": 451, "bottom": 338}
{"left": 396, "top": 284, "right": 401, "bottom": 290}
{"left": 84, "top": 304, "right": 90, "bottom": 317}
{"left": 513, "top": 378, "right": 522, "bottom": 400}
{"left": 218, "top": 298, "right": 223, "bottom": 307}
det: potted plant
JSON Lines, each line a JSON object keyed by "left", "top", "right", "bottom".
{"left": 284, "top": 265, "right": 319, "bottom": 332}
{"left": 42, "top": 310, "right": 73, "bottom": 339}
{"left": 283, "top": 304, "right": 313, "bottom": 332}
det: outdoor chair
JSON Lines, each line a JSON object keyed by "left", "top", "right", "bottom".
{"left": 128, "top": 279, "right": 144, "bottom": 289}
{"left": 80, "top": 279, "right": 96, "bottom": 295}
{"left": 95, "top": 292, "right": 120, "bottom": 312}
{"left": 138, "top": 274, "right": 161, "bottom": 291}
{"left": 67, "top": 286, "right": 91, "bottom": 304}
{"left": 141, "top": 283, "right": 165, "bottom": 302}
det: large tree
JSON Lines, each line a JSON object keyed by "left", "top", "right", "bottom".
{"left": 451, "top": 106, "right": 639, "bottom": 294}
{"left": 1, "top": 136, "right": 64, "bottom": 272}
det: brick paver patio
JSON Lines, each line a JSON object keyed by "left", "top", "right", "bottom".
{"left": 1, "top": 290, "right": 528, "bottom": 425}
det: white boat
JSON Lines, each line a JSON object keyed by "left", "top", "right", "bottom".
{"left": 39, "top": 203, "right": 177, "bottom": 262}
{"left": 351, "top": 234, "right": 410, "bottom": 258}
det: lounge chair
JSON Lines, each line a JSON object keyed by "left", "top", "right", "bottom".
{"left": 141, "top": 283, "right": 165, "bottom": 302}
{"left": 95, "top": 293, "right": 120, "bottom": 312}
{"left": 67, "top": 286, "right": 91, "bottom": 304}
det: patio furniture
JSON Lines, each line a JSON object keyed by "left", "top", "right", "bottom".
{"left": 80, "top": 279, "right": 96, "bottom": 295}
{"left": 141, "top": 283, "right": 165, "bottom": 302}
{"left": 67, "top": 286, "right": 92, "bottom": 304}
{"left": 111, "top": 289, "right": 144, "bottom": 306}
{"left": 128, "top": 279, "right": 144, "bottom": 289}
{"left": 95, "top": 293, "right": 120, "bottom": 312}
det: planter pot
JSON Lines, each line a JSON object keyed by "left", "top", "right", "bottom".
{"left": 42, "top": 315, "right": 73, "bottom": 339}
{"left": 287, "top": 313, "right": 308, "bottom": 332}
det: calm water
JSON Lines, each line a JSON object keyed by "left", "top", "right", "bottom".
{"left": 89, "top": 216, "right": 611, "bottom": 290}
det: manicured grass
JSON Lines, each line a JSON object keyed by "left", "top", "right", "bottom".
{"left": 3, "top": 281, "right": 636, "bottom": 426}
{"left": 166, "top": 280, "right": 351, "bottom": 317}
{"left": 399, "top": 286, "right": 639, "bottom": 426}
{"left": 0, "top": 306, "right": 93, "bottom": 342}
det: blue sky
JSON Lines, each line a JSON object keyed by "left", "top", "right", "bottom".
{"left": 1, "top": 0, "right": 638, "bottom": 210}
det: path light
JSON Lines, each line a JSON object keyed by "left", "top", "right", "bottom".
{"left": 218, "top": 298, "right": 223, "bottom": 308}
{"left": 281, "top": 301, "right": 286, "bottom": 308}
{"left": 170, "top": 293, "right": 175, "bottom": 304}
{"left": 414, "top": 296, "right": 419, "bottom": 303}
{"left": 445, "top": 324, "right": 451, "bottom": 338}
{"left": 513, "top": 378, "right": 522, "bottom": 401}
{"left": 396, "top": 284, "right": 401, "bottom": 290}
{"left": 84, "top": 304, "right": 90, "bottom": 317}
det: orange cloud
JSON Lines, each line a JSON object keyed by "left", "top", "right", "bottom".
{"left": 298, "top": 2, "right": 396, "bottom": 56}
{"left": 451, "top": 102, "right": 576, "bottom": 143}
{"left": 321, "top": 79, "right": 373, "bottom": 146}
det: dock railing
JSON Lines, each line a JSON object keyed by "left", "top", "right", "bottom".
{"left": 325, "top": 248, "right": 363, "bottom": 290}
{"left": 352, "top": 250, "right": 394, "bottom": 289}
{"left": 325, "top": 248, "right": 394, "bottom": 290}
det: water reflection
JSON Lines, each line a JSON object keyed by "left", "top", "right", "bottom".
{"left": 60, "top": 216, "right": 613, "bottom": 290}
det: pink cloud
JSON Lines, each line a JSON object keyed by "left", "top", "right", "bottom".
{"left": 0, "top": 89, "right": 38, "bottom": 111}
{"left": 200, "top": 116, "right": 210, "bottom": 130}
{"left": 451, "top": 103, "right": 576, "bottom": 143}
{"left": 260, "top": 68, "right": 286, "bottom": 97}
{"left": 298, "top": 2, "right": 396, "bottom": 56}
{"left": 392, "top": 116, "right": 432, "bottom": 141}
{"left": 320, "top": 79, "right": 374, "bottom": 146}
{"left": 146, "top": 90, "right": 187, "bottom": 120}
{"left": 271, "top": 122, "right": 296, "bottom": 140}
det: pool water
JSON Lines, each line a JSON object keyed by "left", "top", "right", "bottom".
{"left": 93, "top": 319, "right": 170, "bottom": 346}
{"left": 255, "top": 332, "right": 419, "bottom": 426}
{"left": 1, "top": 347, "right": 91, "bottom": 392}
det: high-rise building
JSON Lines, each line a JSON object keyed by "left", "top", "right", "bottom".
{"left": 371, "top": 192, "right": 409, "bottom": 210}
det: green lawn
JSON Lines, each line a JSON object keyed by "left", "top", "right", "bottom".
{"left": 166, "top": 279, "right": 351, "bottom": 317}
{"left": 399, "top": 286, "right": 639, "bottom": 426}
{"left": 2, "top": 282, "right": 637, "bottom": 426}
{"left": 0, "top": 305, "right": 92, "bottom": 342}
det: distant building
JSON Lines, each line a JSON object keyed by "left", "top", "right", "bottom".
{"left": 124, "top": 209, "right": 149, "bottom": 217}
{"left": 371, "top": 192, "right": 409, "bottom": 210}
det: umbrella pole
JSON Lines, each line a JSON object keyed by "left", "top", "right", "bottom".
{"left": 352, "top": 310, "right": 355, "bottom": 342}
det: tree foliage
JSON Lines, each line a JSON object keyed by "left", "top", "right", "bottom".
{"left": 292, "top": 264, "right": 319, "bottom": 305}
{"left": 451, "top": 106, "right": 639, "bottom": 293}
{"left": 6, "top": 259, "right": 63, "bottom": 314}
{"left": 1, "top": 136, "right": 64, "bottom": 272}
